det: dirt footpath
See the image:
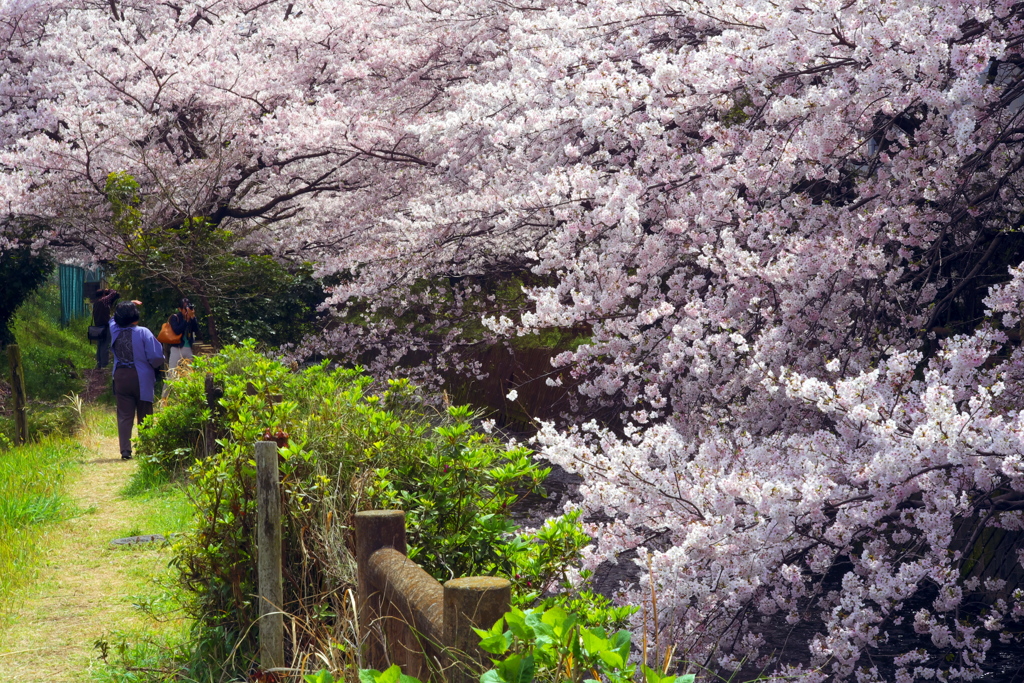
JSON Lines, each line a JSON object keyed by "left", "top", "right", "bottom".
{"left": 0, "top": 432, "right": 180, "bottom": 682}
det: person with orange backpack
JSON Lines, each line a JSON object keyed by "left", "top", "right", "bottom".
{"left": 158, "top": 297, "right": 200, "bottom": 370}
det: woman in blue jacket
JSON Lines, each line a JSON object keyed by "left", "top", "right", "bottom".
{"left": 110, "top": 301, "right": 165, "bottom": 460}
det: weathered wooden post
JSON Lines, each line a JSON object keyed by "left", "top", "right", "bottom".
{"left": 255, "top": 440, "right": 284, "bottom": 671}
{"left": 444, "top": 577, "right": 511, "bottom": 683}
{"left": 7, "top": 344, "right": 28, "bottom": 446}
{"left": 203, "top": 373, "right": 222, "bottom": 458}
{"left": 355, "top": 510, "right": 407, "bottom": 670}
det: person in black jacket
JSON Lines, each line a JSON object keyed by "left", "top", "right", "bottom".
{"left": 91, "top": 288, "right": 120, "bottom": 368}
{"left": 167, "top": 297, "right": 200, "bottom": 369}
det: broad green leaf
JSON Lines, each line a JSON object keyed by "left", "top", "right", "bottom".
{"left": 478, "top": 632, "right": 513, "bottom": 655}
{"left": 359, "top": 669, "right": 383, "bottom": 683}
{"left": 541, "top": 606, "right": 569, "bottom": 630}
{"left": 496, "top": 654, "right": 536, "bottom": 683}
{"left": 540, "top": 606, "right": 575, "bottom": 642}
{"left": 581, "top": 628, "right": 609, "bottom": 655}
{"left": 481, "top": 669, "right": 505, "bottom": 683}
{"left": 611, "top": 629, "right": 632, "bottom": 662}
{"left": 378, "top": 664, "right": 403, "bottom": 683}
{"left": 598, "top": 649, "right": 625, "bottom": 669}
{"left": 505, "top": 608, "right": 535, "bottom": 641}
{"left": 306, "top": 671, "right": 338, "bottom": 683}
{"left": 642, "top": 665, "right": 662, "bottom": 683}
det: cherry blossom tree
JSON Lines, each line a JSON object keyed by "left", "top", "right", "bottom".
{"left": 405, "top": 3, "right": 1024, "bottom": 680}
{"left": 5, "top": 0, "right": 1024, "bottom": 680}
{"left": 0, "top": 0, "right": 447, "bottom": 323}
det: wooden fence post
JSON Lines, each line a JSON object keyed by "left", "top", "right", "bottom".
{"left": 256, "top": 440, "right": 284, "bottom": 671}
{"left": 7, "top": 344, "right": 28, "bottom": 445}
{"left": 203, "top": 373, "right": 221, "bottom": 458}
{"left": 355, "top": 510, "right": 407, "bottom": 670}
{"left": 444, "top": 577, "right": 511, "bottom": 683}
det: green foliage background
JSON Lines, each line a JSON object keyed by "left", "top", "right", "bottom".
{"left": 0, "top": 277, "right": 94, "bottom": 443}
{"left": 104, "top": 171, "right": 331, "bottom": 348}
{"left": 112, "top": 257, "right": 329, "bottom": 349}
{"left": 0, "top": 241, "right": 54, "bottom": 348}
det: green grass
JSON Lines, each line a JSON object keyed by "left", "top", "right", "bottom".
{"left": 0, "top": 404, "right": 198, "bottom": 681}
{"left": 121, "top": 462, "right": 177, "bottom": 498}
{"left": 0, "top": 436, "right": 83, "bottom": 620}
{"left": 91, "top": 628, "right": 196, "bottom": 683}
{"left": 113, "top": 484, "right": 191, "bottom": 541}
{"left": 86, "top": 403, "right": 120, "bottom": 439}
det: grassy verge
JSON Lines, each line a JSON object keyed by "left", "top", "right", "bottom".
{"left": 1, "top": 275, "right": 99, "bottom": 445}
{"left": 0, "top": 435, "right": 83, "bottom": 626}
{"left": 0, "top": 404, "right": 197, "bottom": 683}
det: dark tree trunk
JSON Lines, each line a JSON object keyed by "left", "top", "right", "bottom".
{"left": 199, "top": 294, "right": 220, "bottom": 347}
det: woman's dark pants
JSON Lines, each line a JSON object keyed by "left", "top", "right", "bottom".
{"left": 114, "top": 367, "right": 152, "bottom": 458}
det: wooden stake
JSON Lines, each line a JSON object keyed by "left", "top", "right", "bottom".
{"left": 7, "top": 344, "right": 28, "bottom": 445}
{"left": 443, "top": 577, "right": 510, "bottom": 683}
{"left": 256, "top": 440, "right": 284, "bottom": 670}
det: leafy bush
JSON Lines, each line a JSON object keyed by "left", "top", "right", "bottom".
{"left": 133, "top": 374, "right": 209, "bottom": 477}
{"left": 356, "top": 606, "right": 693, "bottom": 683}
{"left": 110, "top": 229, "right": 330, "bottom": 349}
{"left": 137, "top": 342, "right": 570, "bottom": 675}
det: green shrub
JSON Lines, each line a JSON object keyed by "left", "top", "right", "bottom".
{"left": 475, "top": 605, "right": 692, "bottom": 683}
{"left": 356, "top": 605, "right": 690, "bottom": 683}
{"left": 135, "top": 342, "right": 567, "bottom": 675}
{"left": 133, "top": 375, "right": 209, "bottom": 478}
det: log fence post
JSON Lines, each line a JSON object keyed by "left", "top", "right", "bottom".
{"left": 443, "top": 577, "right": 511, "bottom": 683}
{"left": 203, "top": 373, "right": 222, "bottom": 458}
{"left": 356, "top": 510, "right": 511, "bottom": 682}
{"left": 356, "top": 510, "right": 408, "bottom": 670}
{"left": 256, "top": 440, "right": 284, "bottom": 671}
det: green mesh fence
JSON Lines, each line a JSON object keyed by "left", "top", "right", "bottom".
{"left": 58, "top": 264, "right": 86, "bottom": 327}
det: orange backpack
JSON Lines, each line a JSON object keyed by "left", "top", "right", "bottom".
{"left": 157, "top": 319, "right": 182, "bottom": 345}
